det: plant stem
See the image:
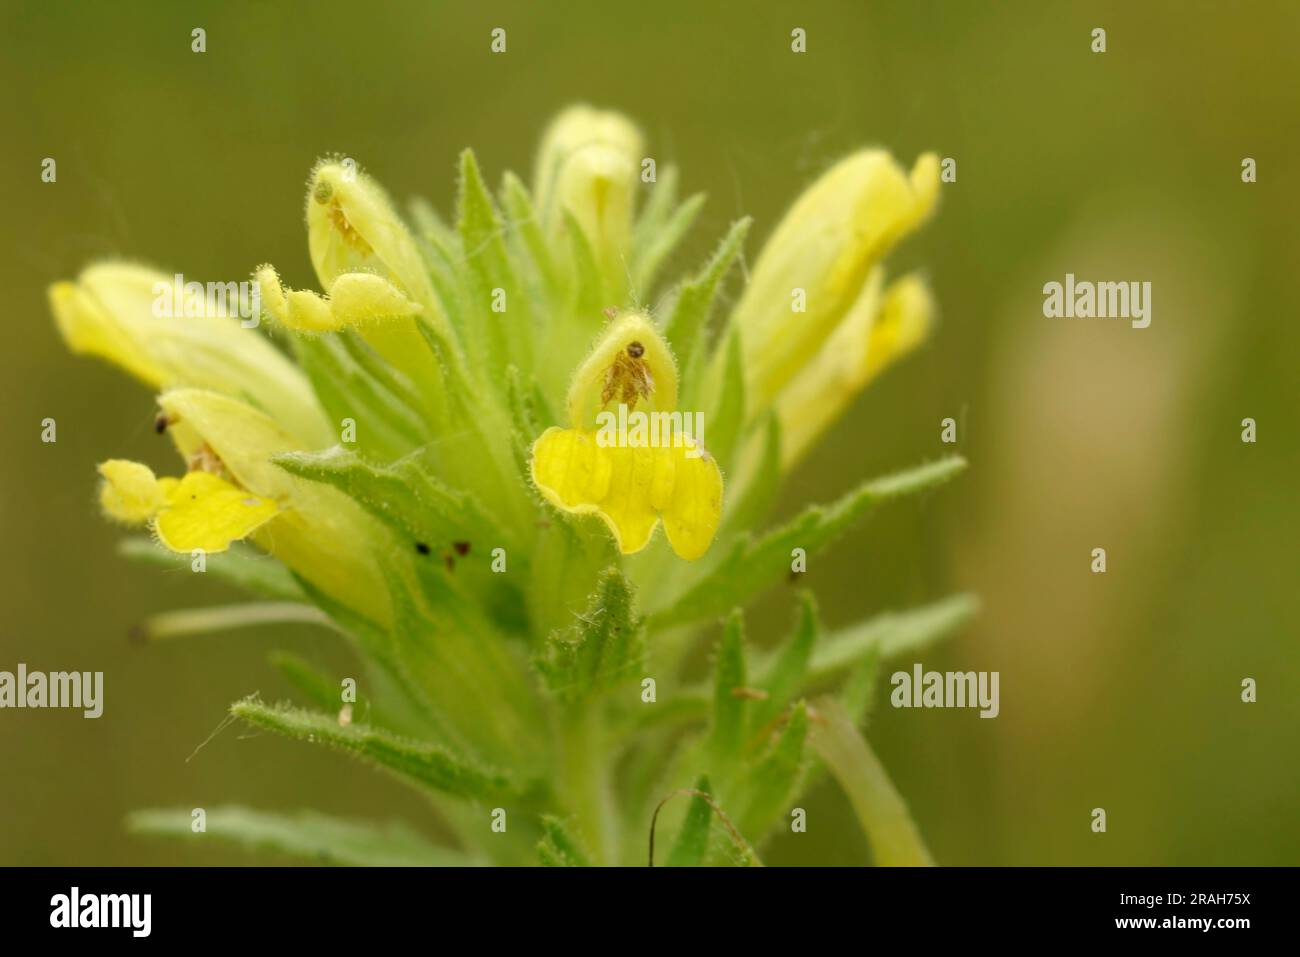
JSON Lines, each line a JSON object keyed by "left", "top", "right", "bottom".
{"left": 560, "top": 701, "right": 616, "bottom": 865}
{"left": 138, "top": 602, "right": 333, "bottom": 641}
{"left": 811, "top": 698, "right": 935, "bottom": 866}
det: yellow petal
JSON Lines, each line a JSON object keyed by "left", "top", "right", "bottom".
{"left": 777, "top": 272, "right": 934, "bottom": 468}
{"left": 256, "top": 265, "right": 421, "bottom": 333}
{"left": 97, "top": 459, "right": 166, "bottom": 524}
{"left": 49, "top": 263, "right": 332, "bottom": 447}
{"left": 862, "top": 273, "right": 934, "bottom": 379}
{"left": 530, "top": 427, "right": 722, "bottom": 560}
{"left": 731, "top": 150, "right": 940, "bottom": 413}
{"left": 154, "top": 471, "right": 279, "bottom": 553}
{"left": 52, "top": 282, "right": 166, "bottom": 385}
{"left": 565, "top": 312, "right": 678, "bottom": 429}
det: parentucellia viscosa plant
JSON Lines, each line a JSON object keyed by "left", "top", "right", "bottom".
{"left": 51, "top": 105, "right": 974, "bottom": 866}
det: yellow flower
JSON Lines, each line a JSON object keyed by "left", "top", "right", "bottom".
{"left": 97, "top": 459, "right": 279, "bottom": 553}
{"left": 294, "top": 160, "right": 455, "bottom": 411}
{"left": 156, "top": 389, "right": 392, "bottom": 625}
{"left": 529, "top": 313, "right": 723, "bottom": 561}
{"left": 533, "top": 104, "right": 644, "bottom": 281}
{"left": 776, "top": 273, "right": 935, "bottom": 467}
{"left": 49, "top": 263, "right": 332, "bottom": 447}
{"left": 305, "top": 160, "right": 436, "bottom": 309}
{"left": 729, "top": 150, "right": 940, "bottom": 416}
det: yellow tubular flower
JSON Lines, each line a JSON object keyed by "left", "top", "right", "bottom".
{"left": 50, "top": 263, "right": 332, "bottom": 448}
{"left": 776, "top": 273, "right": 936, "bottom": 468}
{"left": 730, "top": 150, "right": 940, "bottom": 416}
{"left": 156, "top": 389, "right": 393, "bottom": 626}
{"left": 306, "top": 161, "right": 436, "bottom": 307}
{"left": 303, "top": 161, "right": 454, "bottom": 409}
{"left": 533, "top": 105, "right": 644, "bottom": 277}
{"left": 529, "top": 313, "right": 723, "bottom": 561}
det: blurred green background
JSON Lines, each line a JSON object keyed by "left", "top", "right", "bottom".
{"left": 2, "top": 0, "right": 1297, "bottom": 865}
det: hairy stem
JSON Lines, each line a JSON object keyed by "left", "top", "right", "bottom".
{"left": 560, "top": 702, "right": 617, "bottom": 864}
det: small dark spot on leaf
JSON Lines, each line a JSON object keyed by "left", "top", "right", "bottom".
{"left": 414, "top": 542, "right": 431, "bottom": 555}
{"left": 453, "top": 541, "right": 470, "bottom": 556}
{"left": 153, "top": 413, "right": 169, "bottom": 434}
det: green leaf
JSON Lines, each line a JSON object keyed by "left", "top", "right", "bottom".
{"left": 648, "top": 784, "right": 762, "bottom": 867}
{"left": 720, "top": 411, "right": 783, "bottom": 534}
{"left": 665, "top": 775, "right": 713, "bottom": 867}
{"left": 633, "top": 164, "right": 680, "bottom": 241}
{"left": 231, "top": 698, "right": 518, "bottom": 802}
{"left": 811, "top": 699, "right": 934, "bottom": 866}
{"left": 708, "top": 610, "right": 748, "bottom": 782}
{"left": 291, "top": 333, "right": 428, "bottom": 459}
{"left": 501, "top": 171, "right": 562, "bottom": 300}
{"left": 664, "top": 217, "right": 751, "bottom": 380}
{"left": 116, "top": 538, "right": 305, "bottom": 602}
{"left": 454, "top": 153, "right": 540, "bottom": 394}
{"left": 753, "top": 591, "right": 819, "bottom": 729}
{"left": 616, "top": 691, "right": 710, "bottom": 736}
{"left": 457, "top": 147, "right": 517, "bottom": 361}
{"left": 273, "top": 446, "right": 508, "bottom": 555}
{"left": 408, "top": 195, "right": 457, "bottom": 248}
{"left": 268, "top": 650, "right": 367, "bottom": 715}
{"left": 564, "top": 208, "right": 607, "bottom": 316}
{"left": 127, "top": 805, "right": 474, "bottom": 866}
{"left": 535, "top": 567, "right": 644, "bottom": 703}
{"left": 536, "top": 816, "right": 592, "bottom": 867}
{"left": 381, "top": 555, "right": 543, "bottom": 763}
{"left": 736, "top": 700, "right": 809, "bottom": 839}
{"left": 808, "top": 593, "right": 979, "bottom": 681}
{"left": 632, "top": 192, "right": 705, "bottom": 295}
{"left": 696, "top": 325, "right": 746, "bottom": 472}
{"left": 840, "top": 645, "right": 882, "bottom": 728}
{"left": 412, "top": 224, "right": 469, "bottom": 340}
{"left": 650, "top": 456, "right": 968, "bottom": 628}
{"left": 338, "top": 331, "right": 428, "bottom": 421}
{"left": 504, "top": 365, "right": 558, "bottom": 481}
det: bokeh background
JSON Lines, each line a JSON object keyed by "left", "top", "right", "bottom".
{"left": 2, "top": 0, "right": 1296, "bottom": 865}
